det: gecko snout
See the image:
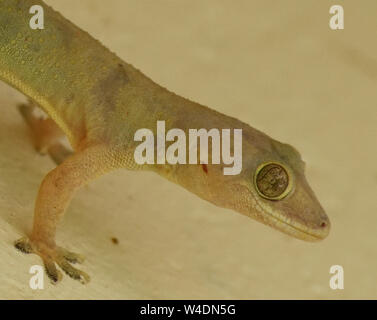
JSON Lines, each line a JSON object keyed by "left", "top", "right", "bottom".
{"left": 311, "top": 215, "right": 331, "bottom": 240}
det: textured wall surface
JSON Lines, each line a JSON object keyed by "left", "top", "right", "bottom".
{"left": 0, "top": 0, "right": 376, "bottom": 299}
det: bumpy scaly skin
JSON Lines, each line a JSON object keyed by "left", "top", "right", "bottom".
{"left": 0, "top": 0, "right": 330, "bottom": 283}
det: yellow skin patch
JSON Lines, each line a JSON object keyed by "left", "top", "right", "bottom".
{"left": 0, "top": 0, "right": 330, "bottom": 283}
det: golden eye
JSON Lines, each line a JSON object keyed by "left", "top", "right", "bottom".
{"left": 254, "top": 162, "right": 293, "bottom": 200}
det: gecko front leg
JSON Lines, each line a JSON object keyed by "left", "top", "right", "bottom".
{"left": 14, "top": 145, "right": 117, "bottom": 284}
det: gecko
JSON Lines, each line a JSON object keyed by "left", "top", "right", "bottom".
{"left": 0, "top": 0, "right": 330, "bottom": 284}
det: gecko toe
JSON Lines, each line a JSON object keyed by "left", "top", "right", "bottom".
{"left": 43, "top": 257, "right": 63, "bottom": 284}
{"left": 57, "top": 258, "right": 90, "bottom": 284}
{"left": 14, "top": 237, "right": 33, "bottom": 254}
{"left": 57, "top": 247, "right": 85, "bottom": 264}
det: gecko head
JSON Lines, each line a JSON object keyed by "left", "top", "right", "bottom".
{"left": 212, "top": 139, "right": 330, "bottom": 241}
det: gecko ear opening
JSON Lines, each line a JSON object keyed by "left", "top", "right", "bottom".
{"left": 253, "top": 162, "right": 293, "bottom": 200}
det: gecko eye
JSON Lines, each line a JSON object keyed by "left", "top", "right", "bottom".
{"left": 254, "top": 162, "right": 292, "bottom": 200}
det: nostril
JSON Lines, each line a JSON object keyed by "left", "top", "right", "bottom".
{"left": 320, "top": 222, "right": 327, "bottom": 228}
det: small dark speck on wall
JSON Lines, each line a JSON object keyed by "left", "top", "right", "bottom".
{"left": 111, "top": 237, "right": 119, "bottom": 245}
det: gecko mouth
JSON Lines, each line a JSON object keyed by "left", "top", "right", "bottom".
{"left": 263, "top": 210, "right": 330, "bottom": 241}
{"left": 247, "top": 188, "right": 330, "bottom": 241}
{"left": 242, "top": 180, "right": 331, "bottom": 242}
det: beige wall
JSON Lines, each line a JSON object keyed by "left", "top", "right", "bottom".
{"left": 0, "top": 0, "right": 376, "bottom": 299}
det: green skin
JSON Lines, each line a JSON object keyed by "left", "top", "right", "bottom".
{"left": 0, "top": 0, "right": 330, "bottom": 283}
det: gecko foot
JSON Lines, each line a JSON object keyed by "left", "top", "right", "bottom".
{"left": 17, "top": 101, "right": 36, "bottom": 119}
{"left": 14, "top": 237, "right": 90, "bottom": 284}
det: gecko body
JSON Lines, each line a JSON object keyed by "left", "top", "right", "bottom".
{"left": 0, "top": 0, "right": 330, "bottom": 283}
